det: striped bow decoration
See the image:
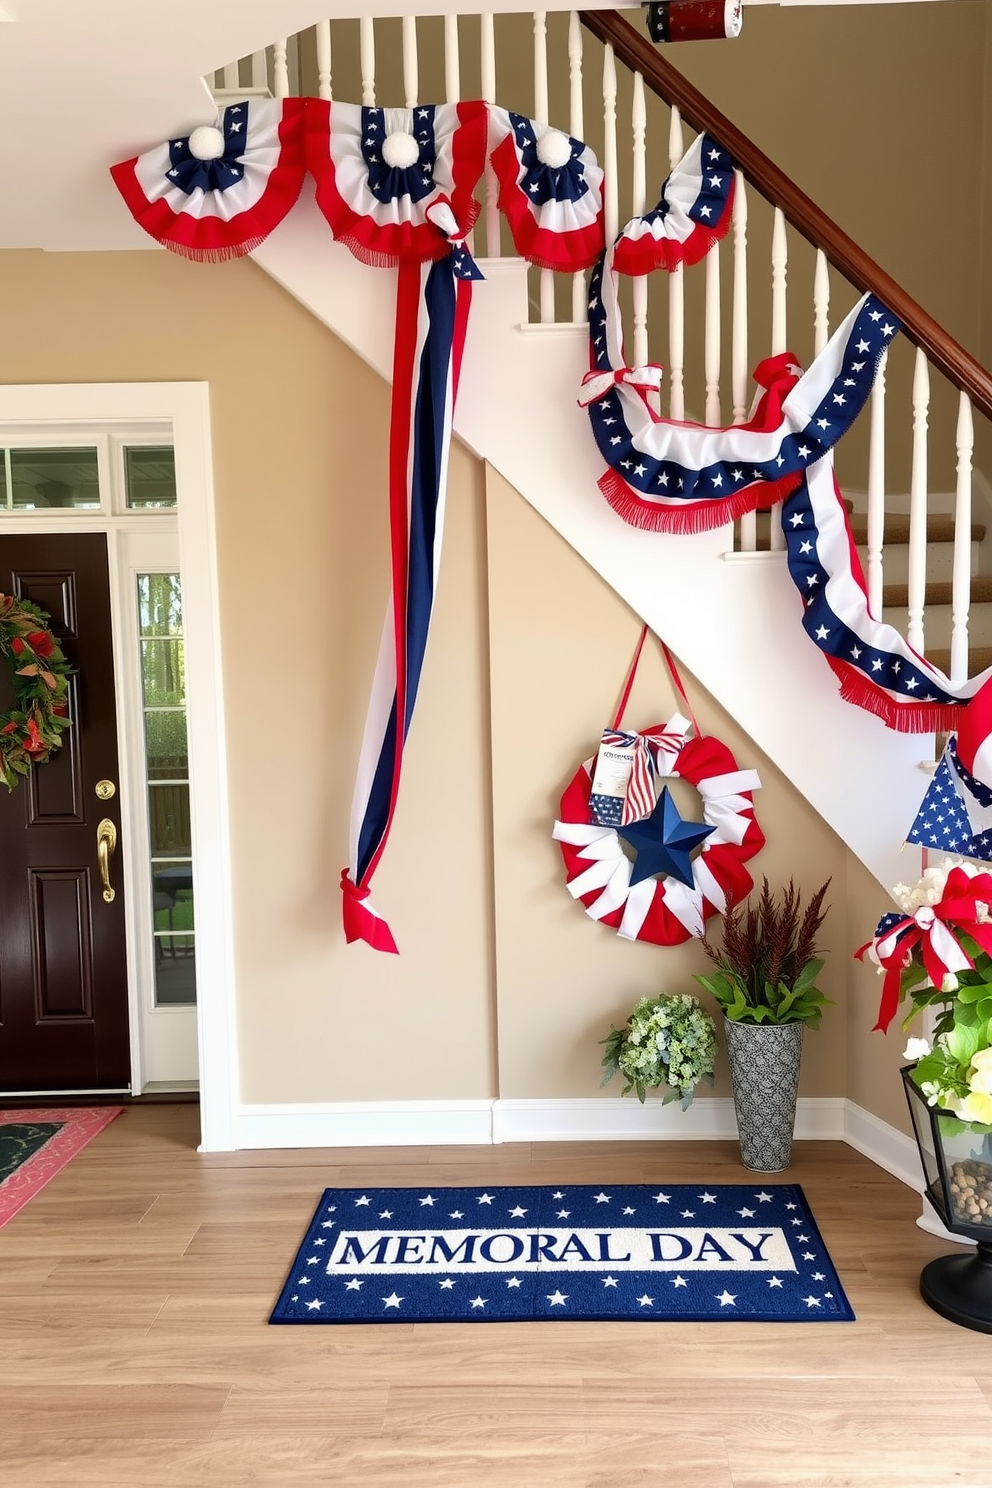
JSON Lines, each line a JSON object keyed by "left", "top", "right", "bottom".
{"left": 578, "top": 365, "right": 665, "bottom": 408}
{"left": 600, "top": 725, "right": 688, "bottom": 826}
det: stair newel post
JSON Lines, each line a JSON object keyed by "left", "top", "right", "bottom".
{"left": 359, "top": 18, "right": 376, "bottom": 106}
{"left": 769, "top": 208, "right": 788, "bottom": 552}
{"left": 568, "top": 13, "right": 586, "bottom": 324}
{"left": 908, "top": 347, "right": 931, "bottom": 656}
{"left": 402, "top": 16, "right": 419, "bottom": 109}
{"left": 667, "top": 107, "right": 685, "bottom": 423}
{"left": 950, "top": 392, "right": 976, "bottom": 686}
{"left": 602, "top": 44, "right": 620, "bottom": 248}
{"left": 866, "top": 347, "right": 888, "bottom": 621}
{"left": 631, "top": 72, "right": 651, "bottom": 391}
{"left": 273, "top": 38, "right": 290, "bottom": 100}
{"left": 444, "top": 15, "right": 460, "bottom": 101}
{"left": 481, "top": 15, "right": 501, "bottom": 259}
{"left": 315, "top": 22, "right": 332, "bottom": 101}
{"left": 732, "top": 172, "right": 754, "bottom": 552}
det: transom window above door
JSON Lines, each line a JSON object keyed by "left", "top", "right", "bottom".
{"left": 0, "top": 425, "right": 176, "bottom": 515}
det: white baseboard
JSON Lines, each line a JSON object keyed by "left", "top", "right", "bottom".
{"left": 233, "top": 1099, "right": 495, "bottom": 1149}
{"left": 492, "top": 1095, "right": 845, "bottom": 1143}
{"left": 842, "top": 1098, "right": 923, "bottom": 1191}
{"left": 231, "top": 1097, "right": 927, "bottom": 1201}
{"left": 233, "top": 1094, "right": 847, "bottom": 1151}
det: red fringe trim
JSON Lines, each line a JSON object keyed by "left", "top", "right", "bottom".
{"left": 612, "top": 183, "right": 735, "bottom": 278}
{"left": 598, "top": 467, "right": 802, "bottom": 535}
{"left": 163, "top": 237, "right": 261, "bottom": 263}
{"left": 825, "top": 656, "right": 964, "bottom": 734}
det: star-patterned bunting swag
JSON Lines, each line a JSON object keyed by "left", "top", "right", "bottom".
{"left": 270, "top": 1183, "right": 854, "bottom": 1324}
{"left": 583, "top": 248, "right": 896, "bottom": 534}
{"left": 488, "top": 109, "right": 605, "bottom": 271}
{"left": 907, "top": 735, "right": 992, "bottom": 862}
{"left": 619, "top": 785, "right": 715, "bottom": 887}
{"left": 110, "top": 98, "right": 308, "bottom": 260}
{"left": 612, "top": 131, "right": 735, "bottom": 277}
{"left": 781, "top": 456, "right": 992, "bottom": 738}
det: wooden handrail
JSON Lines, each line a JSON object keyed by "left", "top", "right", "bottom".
{"left": 580, "top": 8, "right": 992, "bottom": 423}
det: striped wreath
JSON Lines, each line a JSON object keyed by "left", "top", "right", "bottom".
{"left": 0, "top": 594, "right": 72, "bottom": 789}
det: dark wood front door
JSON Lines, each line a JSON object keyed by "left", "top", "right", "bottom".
{"left": 0, "top": 533, "right": 130, "bottom": 1091}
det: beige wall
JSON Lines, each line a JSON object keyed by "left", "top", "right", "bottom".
{"left": 488, "top": 465, "right": 861, "bottom": 1106}
{"left": 0, "top": 247, "right": 496, "bottom": 1104}
{"left": 6, "top": 0, "right": 990, "bottom": 1131}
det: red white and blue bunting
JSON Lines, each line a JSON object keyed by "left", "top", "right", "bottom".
{"left": 611, "top": 132, "right": 734, "bottom": 277}
{"left": 110, "top": 99, "right": 307, "bottom": 261}
{"left": 488, "top": 110, "right": 605, "bottom": 272}
{"left": 781, "top": 455, "right": 992, "bottom": 734}
{"left": 340, "top": 258, "right": 473, "bottom": 952}
{"left": 582, "top": 246, "right": 897, "bottom": 533}
{"left": 305, "top": 101, "right": 488, "bottom": 269}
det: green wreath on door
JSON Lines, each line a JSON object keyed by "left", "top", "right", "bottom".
{"left": 0, "top": 593, "right": 72, "bottom": 789}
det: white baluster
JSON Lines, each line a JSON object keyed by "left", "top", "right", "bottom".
{"left": 481, "top": 14, "right": 500, "bottom": 258}
{"left": 533, "top": 12, "right": 554, "bottom": 323}
{"left": 769, "top": 208, "right": 788, "bottom": 551}
{"left": 667, "top": 108, "right": 685, "bottom": 423}
{"left": 569, "top": 12, "right": 586, "bottom": 325}
{"left": 273, "top": 39, "right": 289, "bottom": 100}
{"left": 732, "top": 173, "right": 754, "bottom": 551}
{"left": 866, "top": 347, "right": 888, "bottom": 619}
{"left": 223, "top": 62, "right": 240, "bottom": 93}
{"left": 314, "top": 24, "right": 331, "bottom": 101}
{"left": 631, "top": 73, "right": 649, "bottom": 371}
{"left": 250, "top": 51, "right": 267, "bottom": 93}
{"left": 602, "top": 46, "right": 619, "bottom": 248}
{"left": 402, "top": 16, "right": 418, "bottom": 110}
{"left": 813, "top": 249, "right": 830, "bottom": 356}
{"left": 444, "top": 15, "right": 460, "bottom": 102}
{"left": 704, "top": 245, "right": 721, "bottom": 427}
{"left": 359, "top": 18, "right": 375, "bottom": 107}
{"left": 907, "top": 348, "right": 931, "bottom": 656}
{"left": 950, "top": 393, "right": 975, "bottom": 686}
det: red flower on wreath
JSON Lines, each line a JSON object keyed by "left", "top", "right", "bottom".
{"left": 10, "top": 636, "right": 24, "bottom": 655}
{"left": 27, "top": 631, "right": 55, "bottom": 658}
{"left": 22, "top": 719, "right": 46, "bottom": 755}
{"left": 0, "top": 721, "right": 16, "bottom": 735}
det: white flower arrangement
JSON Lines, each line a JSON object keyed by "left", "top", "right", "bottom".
{"left": 600, "top": 993, "right": 717, "bottom": 1108}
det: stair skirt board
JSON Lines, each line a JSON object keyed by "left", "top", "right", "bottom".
{"left": 232, "top": 1097, "right": 924, "bottom": 1190}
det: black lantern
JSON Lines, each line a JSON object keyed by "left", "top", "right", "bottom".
{"left": 902, "top": 1064, "right": 992, "bottom": 1332}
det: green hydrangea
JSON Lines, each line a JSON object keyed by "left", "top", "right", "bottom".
{"left": 601, "top": 993, "right": 717, "bottom": 1108}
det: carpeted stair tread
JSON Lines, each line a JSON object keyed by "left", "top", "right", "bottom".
{"left": 883, "top": 579, "right": 992, "bottom": 608}
{"left": 849, "top": 514, "right": 985, "bottom": 545}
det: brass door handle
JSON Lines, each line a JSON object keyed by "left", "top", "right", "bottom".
{"left": 96, "top": 818, "right": 118, "bottom": 904}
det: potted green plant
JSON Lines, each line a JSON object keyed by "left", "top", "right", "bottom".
{"left": 695, "top": 877, "right": 832, "bottom": 1171}
{"left": 600, "top": 992, "right": 717, "bottom": 1109}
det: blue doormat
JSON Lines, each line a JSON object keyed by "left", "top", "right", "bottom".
{"left": 270, "top": 1182, "right": 854, "bottom": 1324}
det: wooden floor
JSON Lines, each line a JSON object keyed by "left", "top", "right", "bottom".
{"left": 2, "top": 1104, "right": 991, "bottom": 1487}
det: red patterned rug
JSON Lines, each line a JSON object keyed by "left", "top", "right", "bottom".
{"left": 0, "top": 1107, "right": 122, "bottom": 1229}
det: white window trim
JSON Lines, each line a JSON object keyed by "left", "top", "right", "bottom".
{"left": 0, "top": 383, "right": 237, "bottom": 1151}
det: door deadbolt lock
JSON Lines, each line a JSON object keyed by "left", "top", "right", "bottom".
{"left": 95, "top": 780, "right": 116, "bottom": 801}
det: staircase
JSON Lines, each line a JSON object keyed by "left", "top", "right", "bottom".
{"left": 217, "top": 7, "right": 992, "bottom": 896}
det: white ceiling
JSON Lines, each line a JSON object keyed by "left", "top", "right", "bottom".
{"left": 0, "top": 0, "right": 956, "bottom": 252}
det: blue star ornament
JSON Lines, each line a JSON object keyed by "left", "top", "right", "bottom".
{"left": 619, "top": 786, "right": 715, "bottom": 888}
